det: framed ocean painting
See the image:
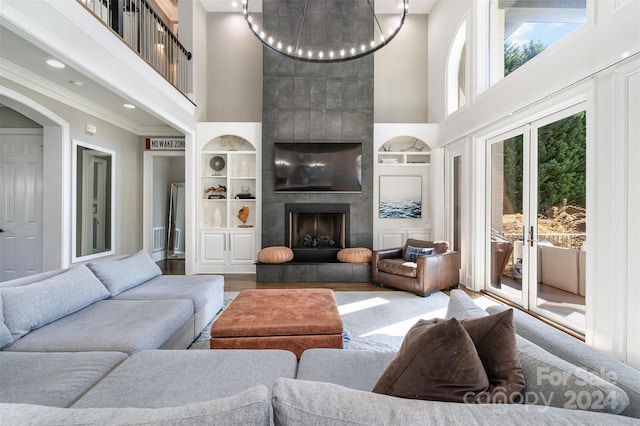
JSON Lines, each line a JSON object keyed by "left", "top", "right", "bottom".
{"left": 379, "top": 175, "right": 422, "bottom": 218}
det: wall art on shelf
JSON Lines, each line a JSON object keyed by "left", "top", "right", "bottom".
{"left": 379, "top": 175, "right": 422, "bottom": 218}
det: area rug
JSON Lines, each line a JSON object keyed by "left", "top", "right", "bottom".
{"left": 189, "top": 290, "right": 450, "bottom": 351}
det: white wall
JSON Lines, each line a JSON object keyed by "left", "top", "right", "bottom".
{"left": 374, "top": 14, "right": 429, "bottom": 122}
{"left": 430, "top": 0, "right": 640, "bottom": 364}
{"left": 179, "top": 0, "right": 208, "bottom": 121}
{"left": 205, "top": 13, "right": 263, "bottom": 122}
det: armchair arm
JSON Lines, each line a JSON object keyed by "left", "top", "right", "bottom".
{"left": 415, "top": 251, "right": 461, "bottom": 296}
{"left": 372, "top": 247, "right": 403, "bottom": 263}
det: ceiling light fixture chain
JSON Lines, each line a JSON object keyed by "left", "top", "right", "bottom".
{"left": 294, "top": 0, "right": 311, "bottom": 57}
{"left": 241, "top": 0, "right": 409, "bottom": 63}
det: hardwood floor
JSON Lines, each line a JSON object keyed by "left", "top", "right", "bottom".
{"left": 155, "top": 258, "right": 473, "bottom": 295}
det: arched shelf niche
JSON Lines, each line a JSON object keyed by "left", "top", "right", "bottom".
{"left": 377, "top": 135, "right": 431, "bottom": 165}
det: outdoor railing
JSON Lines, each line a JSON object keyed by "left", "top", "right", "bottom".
{"left": 78, "top": 0, "right": 192, "bottom": 96}
{"left": 503, "top": 233, "right": 587, "bottom": 250}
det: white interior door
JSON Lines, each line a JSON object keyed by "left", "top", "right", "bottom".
{"left": 0, "top": 131, "right": 43, "bottom": 282}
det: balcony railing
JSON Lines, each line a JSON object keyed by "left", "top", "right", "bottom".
{"left": 78, "top": 0, "right": 192, "bottom": 96}
{"left": 503, "top": 233, "right": 587, "bottom": 250}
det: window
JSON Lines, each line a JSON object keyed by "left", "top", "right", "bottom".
{"left": 447, "top": 19, "right": 468, "bottom": 115}
{"left": 489, "top": 0, "right": 587, "bottom": 84}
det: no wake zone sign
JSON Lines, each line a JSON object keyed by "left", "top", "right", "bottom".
{"left": 145, "top": 137, "right": 185, "bottom": 150}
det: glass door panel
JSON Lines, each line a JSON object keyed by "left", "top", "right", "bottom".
{"left": 531, "top": 108, "right": 586, "bottom": 332}
{"left": 488, "top": 129, "right": 528, "bottom": 306}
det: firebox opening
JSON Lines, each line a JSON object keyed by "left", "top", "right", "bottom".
{"left": 285, "top": 203, "right": 350, "bottom": 262}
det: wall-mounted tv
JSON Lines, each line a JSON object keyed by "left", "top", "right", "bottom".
{"left": 274, "top": 142, "right": 362, "bottom": 192}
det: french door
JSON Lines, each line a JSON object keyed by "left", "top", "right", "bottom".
{"left": 486, "top": 103, "right": 587, "bottom": 332}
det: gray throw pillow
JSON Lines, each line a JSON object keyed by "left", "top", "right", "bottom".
{"left": 1, "top": 265, "right": 110, "bottom": 340}
{"left": 0, "top": 385, "right": 270, "bottom": 426}
{"left": 88, "top": 250, "right": 162, "bottom": 296}
{"left": 0, "top": 292, "right": 14, "bottom": 349}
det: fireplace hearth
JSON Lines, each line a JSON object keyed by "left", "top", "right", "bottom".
{"left": 285, "top": 203, "right": 350, "bottom": 262}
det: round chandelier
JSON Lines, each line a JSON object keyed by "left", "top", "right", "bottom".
{"left": 241, "top": 0, "right": 409, "bottom": 63}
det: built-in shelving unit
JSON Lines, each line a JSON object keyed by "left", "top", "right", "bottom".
{"left": 373, "top": 125, "right": 437, "bottom": 250}
{"left": 196, "top": 123, "right": 262, "bottom": 273}
{"left": 377, "top": 152, "right": 431, "bottom": 165}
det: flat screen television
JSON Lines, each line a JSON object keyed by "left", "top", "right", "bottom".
{"left": 274, "top": 142, "right": 362, "bottom": 192}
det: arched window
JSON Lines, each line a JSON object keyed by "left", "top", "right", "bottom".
{"left": 447, "top": 19, "right": 468, "bottom": 115}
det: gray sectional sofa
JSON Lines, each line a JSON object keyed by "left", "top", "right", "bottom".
{"left": 1, "top": 254, "right": 639, "bottom": 425}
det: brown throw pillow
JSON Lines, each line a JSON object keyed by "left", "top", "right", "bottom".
{"left": 372, "top": 318, "right": 489, "bottom": 403}
{"left": 460, "top": 309, "right": 526, "bottom": 403}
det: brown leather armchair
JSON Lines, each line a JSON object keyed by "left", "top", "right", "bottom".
{"left": 371, "top": 239, "right": 461, "bottom": 297}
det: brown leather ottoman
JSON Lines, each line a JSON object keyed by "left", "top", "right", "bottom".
{"left": 210, "top": 289, "right": 343, "bottom": 358}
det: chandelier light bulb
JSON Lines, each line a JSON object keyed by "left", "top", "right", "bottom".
{"left": 240, "top": 0, "right": 408, "bottom": 63}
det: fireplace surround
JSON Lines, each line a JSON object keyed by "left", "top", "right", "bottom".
{"left": 285, "top": 203, "right": 349, "bottom": 262}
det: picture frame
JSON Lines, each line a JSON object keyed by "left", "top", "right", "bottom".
{"left": 379, "top": 175, "right": 422, "bottom": 218}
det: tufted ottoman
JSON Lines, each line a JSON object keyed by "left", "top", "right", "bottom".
{"left": 210, "top": 289, "right": 343, "bottom": 358}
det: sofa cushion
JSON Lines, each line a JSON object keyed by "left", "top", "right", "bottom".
{"left": 272, "top": 378, "right": 638, "bottom": 426}
{"left": 459, "top": 309, "right": 525, "bottom": 402}
{"left": 4, "top": 299, "right": 193, "bottom": 354}
{"left": 372, "top": 318, "right": 490, "bottom": 402}
{"left": 0, "top": 292, "right": 14, "bottom": 349}
{"left": 445, "top": 288, "right": 490, "bottom": 320}
{"left": 1, "top": 385, "right": 270, "bottom": 426}
{"left": 1, "top": 264, "right": 110, "bottom": 340}
{"left": 0, "top": 351, "right": 127, "bottom": 407}
{"left": 88, "top": 250, "right": 162, "bottom": 296}
{"left": 403, "top": 245, "right": 434, "bottom": 261}
{"left": 73, "top": 350, "right": 297, "bottom": 409}
{"left": 297, "top": 349, "right": 396, "bottom": 391}
{"left": 377, "top": 258, "right": 417, "bottom": 278}
{"left": 515, "top": 334, "right": 629, "bottom": 414}
{"left": 488, "top": 304, "right": 640, "bottom": 418}
{"left": 114, "top": 274, "right": 224, "bottom": 336}
{"left": 449, "top": 292, "right": 629, "bottom": 414}
{"left": 0, "top": 269, "right": 66, "bottom": 288}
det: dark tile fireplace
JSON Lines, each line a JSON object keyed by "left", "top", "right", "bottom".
{"left": 257, "top": 1, "right": 374, "bottom": 282}
{"left": 285, "top": 203, "right": 349, "bottom": 262}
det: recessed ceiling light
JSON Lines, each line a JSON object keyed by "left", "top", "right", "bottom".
{"left": 69, "top": 80, "right": 84, "bottom": 86}
{"left": 123, "top": 103, "right": 136, "bottom": 109}
{"left": 46, "top": 59, "right": 65, "bottom": 69}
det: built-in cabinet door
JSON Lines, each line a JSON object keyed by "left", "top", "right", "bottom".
{"left": 229, "top": 230, "right": 255, "bottom": 264}
{"left": 201, "top": 231, "right": 227, "bottom": 264}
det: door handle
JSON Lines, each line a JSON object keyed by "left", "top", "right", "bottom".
{"left": 527, "top": 226, "right": 536, "bottom": 247}
{"left": 0, "top": 228, "right": 4, "bottom": 233}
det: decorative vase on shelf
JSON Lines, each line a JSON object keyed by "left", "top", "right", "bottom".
{"left": 212, "top": 208, "right": 222, "bottom": 228}
{"left": 239, "top": 160, "right": 249, "bottom": 177}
